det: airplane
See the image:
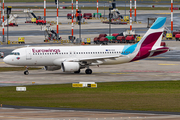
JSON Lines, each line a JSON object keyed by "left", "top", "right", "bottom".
{"left": 3, "top": 17, "right": 169, "bottom": 75}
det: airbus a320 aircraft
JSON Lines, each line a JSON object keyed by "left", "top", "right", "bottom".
{"left": 3, "top": 17, "right": 169, "bottom": 75}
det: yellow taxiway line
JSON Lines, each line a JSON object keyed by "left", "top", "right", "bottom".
{"left": 158, "top": 64, "right": 179, "bottom": 65}
{"left": 156, "top": 13, "right": 171, "bottom": 14}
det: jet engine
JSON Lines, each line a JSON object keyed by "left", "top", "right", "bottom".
{"left": 44, "top": 66, "right": 61, "bottom": 71}
{"left": 61, "top": 62, "right": 80, "bottom": 72}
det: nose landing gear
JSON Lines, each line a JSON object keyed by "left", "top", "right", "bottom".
{"left": 24, "top": 67, "right": 29, "bottom": 75}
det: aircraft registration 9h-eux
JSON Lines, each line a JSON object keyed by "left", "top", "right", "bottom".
{"left": 3, "top": 17, "right": 169, "bottom": 75}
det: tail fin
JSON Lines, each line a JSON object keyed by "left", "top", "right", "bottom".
{"left": 137, "top": 17, "right": 166, "bottom": 48}
{"left": 131, "top": 17, "right": 167, "bottom": 61}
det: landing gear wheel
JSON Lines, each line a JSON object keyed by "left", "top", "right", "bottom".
{"left": 74, "top": 69, "right": 81, "bottom": 74}
{"left": 85, "top": 69, "right": 92, "bottom": 74}
{"left": 24, "top": 70, "right": 29, "bottom": 75}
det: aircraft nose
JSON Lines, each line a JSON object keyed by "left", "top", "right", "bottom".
{"left": 3, "top": 56, "right": 11, "bottom": 64}
{"left": 3, "top": 56, "right": 9, "bottom": 64}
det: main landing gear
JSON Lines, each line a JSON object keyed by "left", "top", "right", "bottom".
{"left": 74, "top": 69, "right": 92, "bottom": 74}
{"left": 85, "top": 69, "right": 92, "bottom": 74}
{"left": 24, "top": 67, "right": 29, "bottom": 75}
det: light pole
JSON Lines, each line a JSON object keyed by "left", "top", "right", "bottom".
{"left": 130, "top": 0, "right": 132, "bottom": 31}
{"left": 109, "top": 4, "right": 113, "bottom": 36}
{"left": 7, "top": 8, "right": 8, "bottom": 43}
{"left": 2, "top": 0, "right": 4, "bottom": 42}
{"left": 171, "top": 0, "right": 173, "bottom": 33}
{"left": 125, "top": 1, "right": 126, "bottom": 17}
{"left": 134, "top": 0, "right": 136, "bottom": 22}
{"left": 104, "top": 3, "right": 105, "bottom": 19}
{"left": 7, "top": 6, "right": 12, "bottom": 44}
{"left": 44, "top": 0, "right": 46, "bottom": 22}
{"left": 78, "top": 7, "right": 81, "bottom": 43}
{"left": 55, "top": 0, "right": 59, "bottom": 39}
{"left": 0, "top": 0, "right": 1, "bottom": 24}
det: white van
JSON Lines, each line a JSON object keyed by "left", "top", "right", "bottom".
{"left": 0, "top": 52, "right": 4, "bottom": 58}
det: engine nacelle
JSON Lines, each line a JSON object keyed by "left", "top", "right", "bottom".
{"left": 44, "top": 66, "right": 61, "bottom": 71}
{"left": 61, "top": 62, "right": 80, "bottom": 72}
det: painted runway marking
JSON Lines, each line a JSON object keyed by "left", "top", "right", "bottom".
{"left": 111, "top": 73, "right": 132, "bottom": 75}
{"left": 0, "top": 62, "right": 5, "bottom": 64}
{"left": 156, "top": 13, "right": 171, "bottom": 14}
{"left": 0, "top": 81, "right": 28, "bottom": 83}
{"left": 158, "top": 64, "right": 179, "bottom": 65}
{"left": 149, "top": 57, "right": 167, "bottom": 58}
{"left": 121, "top": 70, "right": 180, "bottom": 73}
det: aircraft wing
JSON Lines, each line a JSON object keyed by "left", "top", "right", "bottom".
{"left": 53, "top": 54, "right": 127, "bottom": 66}
{"left": 79, "top": 55, "right": 121, "bottom": 61}
{"left": 63, "top": 55, "right": 123, "bottom": 62}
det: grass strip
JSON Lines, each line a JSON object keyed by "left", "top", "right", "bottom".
{"left": 0, "top": 67, "right": 41, "bottom": 72}
{"left": 0, "top": 81, "right": 180, "bottom": 112}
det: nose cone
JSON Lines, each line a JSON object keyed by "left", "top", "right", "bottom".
{"left": 3, "top": 56, "right": 15, "bottom": 65}
{"left": 3, "top": 56, "right": 10, "bottom": 64}
{"left": 3, "top": 55, "right": 19, "bottom": 65}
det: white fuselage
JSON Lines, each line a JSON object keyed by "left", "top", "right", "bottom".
{"left": 4, "top": 45, "right": 137, "bottom": 66}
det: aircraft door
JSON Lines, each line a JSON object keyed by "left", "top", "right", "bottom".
{"left": 26, "top": 49, "right": 32, "bottom": 60}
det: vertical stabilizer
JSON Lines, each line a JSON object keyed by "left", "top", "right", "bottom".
{"left": 131, "top": 17, "right": 167, "bottom": 61}
{"left": 137, "top": 17, "right": 166, "bottom": 49}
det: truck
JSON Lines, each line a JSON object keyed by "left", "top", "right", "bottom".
{"left": 126, "top": 36, "right": 135, "bottom": 43}
{"left": 173, "top": 31, "right": 180, "bottom": 37}
{"left": 34, "top": 16, "right": 46, "bottom": 25}
{"left": 0, "top": 52, "right": 4, "bottom": 58}
{"left": 106, "top": 36, "right": 116, "bottom": 43}
{"left": 94, "top": 34, "right": 107, "bottom": 44}
{"left": 166, "top": 33, "right": 172, "bottom": 40}
{"left": 67, "top": 13, "right": 74, "bottom": 19}
{"left": 83, "top": 13, "right": 92, "bottom": 19}
{"left": 175, "top": 34, "right": 180, "bottom": 41}
{"left": 84, "top": 38, "right": 91, "bottom": 44}
{"left": 116, "top": 36, "right": 125, "bottom": 43}
{"left": 99, "top": 37, "right": 108, "bottom": 45}
{"left": 94, "top": 37, "right": 100, "bottom": 44}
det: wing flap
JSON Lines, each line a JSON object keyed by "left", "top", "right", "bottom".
{"left": 79, "top": 55, "right": 121, "bottom": 61}
{"left": 54, "top": 54, "right": 126, "bottom": 65}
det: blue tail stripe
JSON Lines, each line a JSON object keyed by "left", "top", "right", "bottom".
{"left": 150, "top": 17, "right": 166, "bottom": 29}
{"left": 121, "top": 43, "right": 138, "bottom": 55}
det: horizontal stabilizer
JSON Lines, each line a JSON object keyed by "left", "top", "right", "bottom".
{"left": 149, "top": 48, "right": 169, "bottom": 53}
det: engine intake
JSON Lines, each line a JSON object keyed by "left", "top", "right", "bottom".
{"left": 61, "top": 62, "right": 80, "bottom": 72}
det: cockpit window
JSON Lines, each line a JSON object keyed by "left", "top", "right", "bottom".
{"left": 10, "top": 52, "right": 20, "bottom": 55}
